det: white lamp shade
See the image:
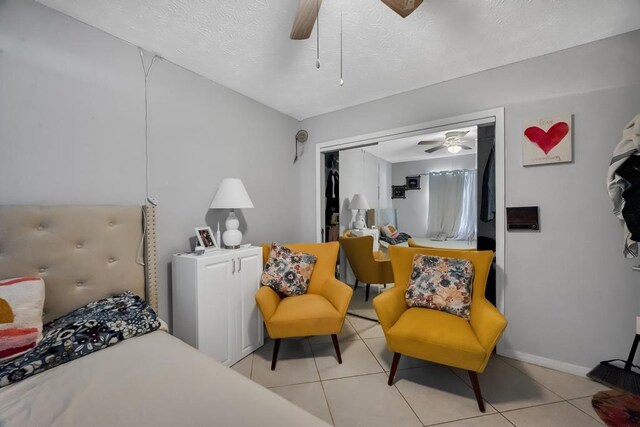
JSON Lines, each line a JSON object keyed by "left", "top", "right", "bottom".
{"left": 210, "top": 178, "right": 254, "bottom": 209}
{"left": 349, "top": 194, "right": 370, "bottom": 210}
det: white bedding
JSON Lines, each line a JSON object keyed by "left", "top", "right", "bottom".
{"left": 0, "top": 331, "right": 329, "bottom": 427}
{"left": 379, "top": 238, "right": 477, "bottom": 250}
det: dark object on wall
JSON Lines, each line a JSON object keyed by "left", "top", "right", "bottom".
{"left": 506, "top": 206, "right": 539, "bottom": 231}
{"left": 623, "top": 187, "right": 640, "bottom": 241}
{"left": 617, "top": 156, "right": 640, "bottom": 241}
{"left": 587, "top": 334, "right": 640, "bottom": 395}
{"left": 477, "top": 237, "right": 496, "bottom": 306}
{"left": 480, "top": 146, "right": 495, "bottom": 222}
{"left": 392, "top": 185, "right": 406, "bottom": 199}
{"left": 406, "top": 175, "right": 421, "bottom": 190}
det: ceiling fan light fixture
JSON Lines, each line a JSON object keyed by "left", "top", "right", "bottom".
{"left": 447, "top": 145, "right": 462, "bottom": 154}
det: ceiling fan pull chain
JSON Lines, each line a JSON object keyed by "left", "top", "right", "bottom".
{"left": 316, "top": 0, "right": 320, "bottom": 68}
{"left": 340, "top": 9, "right": 344, "bottom": 86}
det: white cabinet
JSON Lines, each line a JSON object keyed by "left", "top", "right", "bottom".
{"left": 172, "top": 246, "right": 264, "bottom": 367}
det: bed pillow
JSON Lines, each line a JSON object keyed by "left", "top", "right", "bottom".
{"left": 261, "top": 243, "right": 317, "bottom": 297}
{"left": 405, "top": 254, "right": 474, "bottom": 320}
{"left": 0, "top": 277, "right": 45, "bottom": 362}
{"left": 0, "top": 291, "right": 161, "bottom": 388}
{"left": 381, "top": 224, "right": 399, "bottom": 239}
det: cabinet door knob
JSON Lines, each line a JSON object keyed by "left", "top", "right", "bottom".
{"left": 232, "top": 258, "right": 236, "bottom": 274}
{"left": 238, "top": 257, "right": 242, "bottom": 272}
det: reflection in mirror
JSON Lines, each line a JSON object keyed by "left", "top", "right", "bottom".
{"left": 323, "top": 124, "right": 496, "bottom": 322}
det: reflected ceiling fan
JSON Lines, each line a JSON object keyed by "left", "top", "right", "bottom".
{"left": 290, "top": 0, "right": 423, "bottom": 40}
{"left": 418, "top": 131, "right": 474, "bottom": 154}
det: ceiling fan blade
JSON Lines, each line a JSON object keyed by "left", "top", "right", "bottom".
{"left": 425, "top": 145, "right": 445, "bottom": 154}
{"left": 459, "top": 145, "right": 473, "bottom": 150}
{"left": 290, "top": 0, "right": 322, "bottom": 40}
{"left": 381, "top": 0, "right": 423, "bottom": 18}
{"left": 417, "top": 140, "right": 441, "bottom": 145}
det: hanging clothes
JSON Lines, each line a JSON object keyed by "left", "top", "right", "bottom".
{"left": 607, "top": 113, "right": 640, "bottom": 258}
{"left": 326, "top": 170, "right": 339, "bottom": 201}
{"left": 325, "top": 169, "right": 340, "bottom": 239}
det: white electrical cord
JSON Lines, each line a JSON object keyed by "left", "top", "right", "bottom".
{"left": 139, "top": 48, "right": 159, "bottom": 206}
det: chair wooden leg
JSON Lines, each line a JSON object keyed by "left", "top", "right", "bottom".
{"left": 365, "top": 283, "right": 371, "bottom": 301}
{"left": 388, "top": 353, "right": 401, "bottom": 385}
{"left": 353, "top": 279, "right": 359, "bottom": 291}
{"left": 331, "top": 334, "right": 342, "bottom": 364}
{"left": 468, "top": 371, "right": 486, "bottom": 412}
{"left": 271, "top": 338, "right": 281, "bottom": 371}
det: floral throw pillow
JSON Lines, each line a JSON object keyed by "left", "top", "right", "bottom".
{"left": 261, "top": 243, "right": 317, "bottom": 297}
{"left": 405, "top": 254, "right": 474, "bottom": 320}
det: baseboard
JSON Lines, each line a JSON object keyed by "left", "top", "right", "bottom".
{"left": 498, "top": 348, "right": 591, "bottom": 377}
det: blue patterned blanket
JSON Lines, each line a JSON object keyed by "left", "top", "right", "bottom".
{"left": 380, "top": 232, "right": 411, "bottom": 245}
{"left": 0, "top": 292, "right": 160, "bottom": 388}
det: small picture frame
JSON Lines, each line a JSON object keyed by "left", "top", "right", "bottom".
{"left": 195, "top": 226, "right": 218, "bottom": 250}
{"left": 406, "top": 175, "right": 421, "bottom": 190}
{"left": 392, "top": 185, "right": 406, "bottom": 199}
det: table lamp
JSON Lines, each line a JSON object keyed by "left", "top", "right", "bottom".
{"left": 210, "top": 178, "right": 254, "bottom": 249}
{"left": 349, "top": 194, "right": 370, "bottom": 230}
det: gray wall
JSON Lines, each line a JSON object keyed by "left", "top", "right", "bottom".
{"left": 0, "top": 0, "right": 301, "bottom": 321}
{"left": 391, "top": 154, "right": 476, "bottom": 238}
{"left": 299, "top": 30, "right": 640, "bottom": 371}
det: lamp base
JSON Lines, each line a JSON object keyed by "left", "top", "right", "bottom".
{"left": 354, "top": 210, "right": 366, "bottom": 230}
{"left": 222, "top": 211, "right": 243, "bottom": 248}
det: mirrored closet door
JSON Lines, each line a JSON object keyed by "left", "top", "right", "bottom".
{"left": 320, "top": 122, "right": 496, "bottom": 321}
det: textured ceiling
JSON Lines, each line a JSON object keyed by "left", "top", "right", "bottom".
{"left": 37, "top": 0, "right": 640, "bottom": 120}
{"left": 364, "top": 126, "right": 477, "bottom": 163}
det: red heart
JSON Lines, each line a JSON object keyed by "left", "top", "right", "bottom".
{"left": 524, "top": 122, "right": 569, "bottom": 155}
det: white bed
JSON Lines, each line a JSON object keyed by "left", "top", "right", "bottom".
{"left": 376, "top": 208, "right": 476, "bottom": 251}
{"left": 379, "top": 237, "right": 477, "bottom": 250}
{"left": 0, "top": 205, "right": 329, "bottom": 427}
{"left": 0, "top": 331, "right": 327, "bottom": 427}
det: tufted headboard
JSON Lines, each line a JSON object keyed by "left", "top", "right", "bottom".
{"left": 0, "top": 205, "right": 158, "bottom": 323}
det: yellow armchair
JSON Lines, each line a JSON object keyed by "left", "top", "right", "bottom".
{"left": 373, "top": 246, "right": 507, "bottom": 412}
{"left": 339, "top": 235, "right": 394, "bottom": 301}
{"left": 255, "top": 242, "right": 353, "bottom": 370}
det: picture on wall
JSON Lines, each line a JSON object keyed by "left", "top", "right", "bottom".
{"left": 392, "top": 185, "right": 406, "bottom": 199}
{"left": 406, "top": 175, "right": 421, "bottom": 190}
{"left": 522, "top": 114, "right": 572, "bottom": 166}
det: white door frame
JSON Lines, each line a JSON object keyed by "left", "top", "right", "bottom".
{"left": 314, "top": 108, "right": 506, "bottom": 350}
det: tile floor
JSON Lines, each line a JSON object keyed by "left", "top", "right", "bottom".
{"left": 231, "top": 315, "right": 610, "bottom": 427}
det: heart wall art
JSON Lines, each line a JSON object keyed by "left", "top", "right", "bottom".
{"left": 522, "top": 114, "right": 573, "bottom": 166}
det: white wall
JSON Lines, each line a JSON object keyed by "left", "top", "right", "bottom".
{"left": 299, "top": 30, "right": 640, "bottom": 373}
{"left": 339, "top": 148, "right": 380, "bottom": 232}
{"left": 0, "top": 0, "right": 301, "bottom": 322}
{"left": 379, "top": 158, "right": 393, "bottom": 211}
{"left": 391, "top": 154, "right": 476, "bottom": 237}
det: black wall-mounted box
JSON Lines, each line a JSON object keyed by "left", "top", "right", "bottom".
{"left": 506, "top": 206, "right": 540, "bottom": 231}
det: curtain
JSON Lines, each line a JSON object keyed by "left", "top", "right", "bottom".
{"left": 426, "top": 169, "right": 477, "bottom": 241}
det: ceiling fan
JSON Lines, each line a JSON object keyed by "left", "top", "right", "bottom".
{"left": 418, "top": 131, "right": 474, "bottom": 154}
{"left": 290, "top": 0, "right": 423, "bottom": 40}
